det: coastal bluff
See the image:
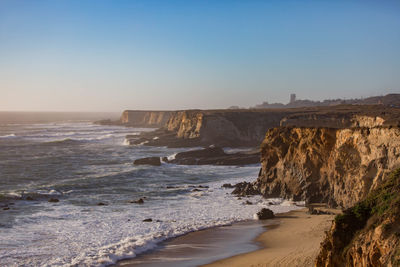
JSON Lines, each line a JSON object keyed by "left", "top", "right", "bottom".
{"left": 114, "top": 105, "right": 400, "bottom": 148}
{"left": 120, "top": 110, "right": 174, "bottom": 127}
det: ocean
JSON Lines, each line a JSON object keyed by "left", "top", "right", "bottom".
{"left": 0, "top": 116, "right": 301, "bottom": 266}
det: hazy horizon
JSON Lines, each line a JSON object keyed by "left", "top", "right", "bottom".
{"left": 1, "top": 0, "right": 400, "bottom": 112}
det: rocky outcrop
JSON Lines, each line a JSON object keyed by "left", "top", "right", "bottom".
{"left": 231, "top": 182, "right": 261, "bottom": 196}
{"left": 161, "top": 147, "right": 260, "bottom": 166}
{"left": 255, "top": 126, "right": 400, "bottom": 208}
{"left": 316, "top": 168, "right": 400, "bottom": 267}
{"left": 133, "top": 157, "right": 161, "bottom": 166}
{"left": 132, "top": 147, "right": 260, "bottom": 166}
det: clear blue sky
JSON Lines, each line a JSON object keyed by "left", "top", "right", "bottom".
{"left": 1, "top": 0, "right": 399, "bottom": 111}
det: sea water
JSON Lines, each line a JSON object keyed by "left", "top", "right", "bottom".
{"left": 0, "top": 121, "right": 301, "bottom": 266}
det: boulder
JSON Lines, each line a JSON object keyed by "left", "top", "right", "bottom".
{"left": 256, "top": 208, "right": 275, "bottom": 220}
{"left": 143, "top": 218, "right": 152, "bottom": 222}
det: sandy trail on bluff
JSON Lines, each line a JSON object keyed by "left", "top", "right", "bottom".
{"left": 204, "top": 208, "right": 336, "bottom": 267}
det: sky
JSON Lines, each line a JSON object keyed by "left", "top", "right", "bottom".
{"left": 1, "top": 0, "right": 400, "bottom": 112}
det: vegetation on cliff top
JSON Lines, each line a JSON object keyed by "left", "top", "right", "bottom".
{"left": 334, "top": 167, "right": 400, "bottom": 228}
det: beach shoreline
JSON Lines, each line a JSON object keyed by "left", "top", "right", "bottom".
{"left": 204, "top": 208, "right": 337, "bottom": 267}
{"left": 115, "top": 207, "right": 337, "bottom": 267}
{"left": 114, "top": 219, "right": 272, "bottom": 267}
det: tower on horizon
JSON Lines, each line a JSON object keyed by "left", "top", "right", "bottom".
{"left": 290, "top": 93, "right": 296, "bottom": 103}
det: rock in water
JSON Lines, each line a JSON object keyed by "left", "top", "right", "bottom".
{"left": 131, "top": 198, "right": 144, "bottom": 204}
{"left": 256, "top": 208, "right": 275, "bottom": 220}
{"left": 133, "top": 157, "right": 161, "bottom": 166}
{"left": 48, "top": 198, "right": 59, "bottom": 203}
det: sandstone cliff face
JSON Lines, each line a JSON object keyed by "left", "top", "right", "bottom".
{"left": 256, "top": 126, "right": 400, "bottom": 208}
{"left": 163, "top": 110, "right": 289, "bottom": 147}
{"left": 120, "top": 110, "right": 174, "bottom": 127}
{"left": 166, "top": 111, "right": 204, "bottom": 139}
{"left": 316, "top": 168, "right": 400, "bottom": 267}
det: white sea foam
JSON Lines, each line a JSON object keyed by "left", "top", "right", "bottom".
{"left": 0, "top": 122, "right": 302, "bottom": 267}
{"left": 123, "top": 139, "right": 130, "bottom": 146}
{"left": 138, "top": 140, "right": 149, "bottom": 145}
{"left": 0, "top": 133, "right": 16, "bottom": 138}
{"left": 0, "top": 173, "right": 302, "bottom": 267}
{"left": 167, "top": 153, "right": 177, "bottom": 161}
{"left": 223, "top": 147, "right": 254, "bottom": 154}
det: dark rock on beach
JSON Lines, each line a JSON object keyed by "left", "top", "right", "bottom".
{"left": 48, "top": 198, "right": 59, "bottom": 203}
{"left": 133, "top": 157, "right": 161, "bottom": 166}
{"left": 307, "top": 206, "right": 334, "bottom": 215}
{"left": 143, "top": 218, "right": 153, "bottom": 222}
{"left": 222, "top": 183, "right": 234, "bottom": 188}
{"left": 256, "top": 208, "right": 275, "bottom": 220}
{"left": 97, "top": 202, "right": 108, "bottom": 206}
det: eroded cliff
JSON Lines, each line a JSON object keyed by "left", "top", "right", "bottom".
{"left": 164, "top": 110, "right": 290, "bottom": 147}
{"left": 120, "top": 110, "right": 174, "bottom": 127}
{"left": 256, "top": 126, "right": 400, "bottom": 208}
{"left": 122, "top": 105, "right": 400, "bottom": 148}
{"left": 316, "top": 168, "right": 400, "bottom": 267}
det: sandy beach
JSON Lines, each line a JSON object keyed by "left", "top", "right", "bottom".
{"left": 204, "top": 208, "right": 337, "bottom": 267}
{"left": 115, "top": 220, "right": 271, "bottom": 267}
{"left": 115, "top": 207, "right": 337, "bottom": 267}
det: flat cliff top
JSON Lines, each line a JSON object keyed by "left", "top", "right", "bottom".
{"left": 125, "top": 105, "right": 400, "bottom": 117}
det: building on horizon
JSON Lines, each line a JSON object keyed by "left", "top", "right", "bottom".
{"left": 290, "top": 94, "right": 296, "bottom": 103}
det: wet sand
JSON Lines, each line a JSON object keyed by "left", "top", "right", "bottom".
{"left": 204, "top": 208, "right": 337, "bottom": 267}
{"left": 115, "top": 220, "right": 276, "bottom": 267}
